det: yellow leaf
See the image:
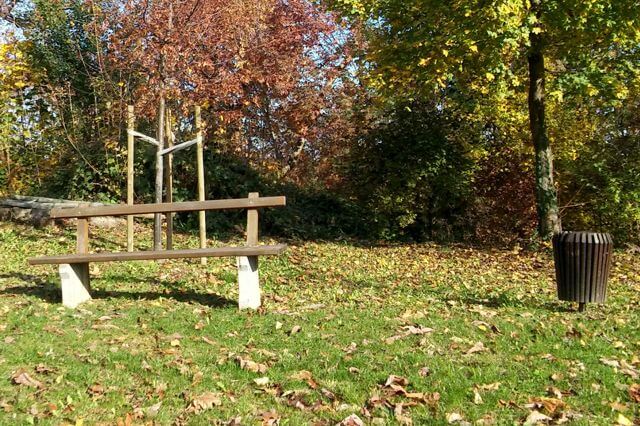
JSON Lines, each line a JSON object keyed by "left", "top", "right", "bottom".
{"left": 469, "top": 45, "right": 478, "bottom": 53}
{"left": 485, "top": 72, "right": 495, "bottom": 82}
{"left": 617, "top": 413, "right": 633, "bottom": 426}
{"left": 442, "top": 49, "right": 449, "bottom": 57}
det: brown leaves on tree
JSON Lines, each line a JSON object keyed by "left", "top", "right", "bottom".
{"left": 105, "top": 0, "right": 356, "bottom": 185}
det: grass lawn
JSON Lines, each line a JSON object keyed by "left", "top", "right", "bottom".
{"left": 0, "top": 221, "right": 638, "bottom": 425}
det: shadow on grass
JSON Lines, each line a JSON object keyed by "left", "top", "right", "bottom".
{"left": 448, "top": 293, "right": 575, "bottom": 313}
{"left": 0, "top": 273, "right": 235, "bottom": 308}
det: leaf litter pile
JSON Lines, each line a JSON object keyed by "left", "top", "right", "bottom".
{"left": 0, "top": 223, "right": 639, "bottom": 424}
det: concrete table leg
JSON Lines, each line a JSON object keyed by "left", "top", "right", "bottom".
{"left": 237, "top": 256, "right": 260, "bottom": 309}
{"left": 59, "top": 263, "right": 91, "bottom": 308}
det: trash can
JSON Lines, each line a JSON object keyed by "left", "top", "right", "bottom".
{"left": 552, "top": 231, "right": 613, "bottom": 311}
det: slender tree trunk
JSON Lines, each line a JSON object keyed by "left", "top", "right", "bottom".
{"left": 527, "top": 14, "right": 561, "bottom": 239}
{"left": 154, "top": 95, "right": 165, "bottom": 250}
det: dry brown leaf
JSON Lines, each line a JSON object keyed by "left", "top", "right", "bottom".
{"left": 202, "top": 336, "right": 216, "bottom": 345}
{"left": 465, "top": 341, "right": 487, "bottom": 355}
{"left": 384, "top": 375, "right": 409, "bottom": 388}
{"left": 600, "top": 358, "right": 620, "bottom": 368}
{"left": 289, "top": 325, "right": 302, "bottom": 335}
{"left": 446, "top": 412, "right": 463, "bottom": 423}
{"left": 11, "top": 369, "right": 44, "bottom": 389}
{"left": 87, "top": 383, "right": 105, "bottom": 397}
{"left": 418, "top": 367, "right": 431, "bottom": 377}
{"left": 526, "top": 397, "right": 565, "bottom": 415}
{"left": 523, "top": 410, "right": 551, "bottom": 425}
{"left": 385, "top": 325, "right": 434, "bottom": 344}
{"left": 260, "top": 410, "right": 280, "bottom": 425}
{"left": 336, "top": 414, "right": 365, "bottom": 426}
{"left": 290, "top": 370, "right": 318, "bottom": 389}
{"left": 629, "top": 383, "right": 640, "bottom": 403}
{"left": 478, "top": 382, "right": 501, "bottom": 391}
{"left": 254, "top": 377, "right": 270, "bottom": 387}
{"left": 187, "top": 392, "right": 222, "bottom": 413}
{"left": 35, "top": 364, "right": 55, "bottom": 375}
{"left": 395, "top": 403, "right": 413, "bottom": 425}
{"left": 237, "top": 357, "right": 268, "bottom": 374}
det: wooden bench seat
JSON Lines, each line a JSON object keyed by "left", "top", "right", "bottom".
{"left": 28, "top": 193, "right": 286, "bottom": 309}
{"left": 28, "top": 244, "right": 288, "bottom": 265}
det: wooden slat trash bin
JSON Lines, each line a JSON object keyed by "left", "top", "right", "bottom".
{"left": 552, "top": 231, "right": 613, "bottom": 311}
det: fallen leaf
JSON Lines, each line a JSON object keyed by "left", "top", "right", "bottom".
{"left": 87, "top": 383, "right": 105, "bottom": 397}
{"left": 478, "top": 382, "right": 501, "bottom": 391}
{"left": 473, "top": 390, "right": 483, "bottom": 405}
{"left": 616, "top": 413, "right": 633, "bottom": 426}
{"left": 202, "top": 336, "right": 216, "bottom": 345}
{"left": 187, "top": 392, "right": 222, "bottom": 413}
{"left": 237, "top": 357, "right": 268, "bottom": 374}
{"left": 395, "top": 403, "right": 413, "bottom": 425}
{"left": 260, "top": 410, "right": 280, "bottom": 425}
{"left": 145, "top": 401, "right": 161, "bottom": 418}
{"left": 320, "top": 387, "right": 336, "bottom": 401}
{"left": 465, "top": 342, "right": 487, "bottom": 355}
{"left": 524, "top": 410, "right": 551, "bottom": 425}
{"left": 337, "top": 414, "right": 364, "bottom": 426}
{"left": 254, "top": 377, "right": 270, "bottom": 387}
{"left": 290, "top": 370, "right": 318, "bottom": 389}
{"left": 446, "top": 412, "right": 463, "bottom": 423}
{"left": 418, "top": 367, "right": 431, "bottom": 377}
{"left": 35, "top": 364, "right": 55, "bottom": 375}
{"left": 275, "top": 321, "right": 283, "bottom": 330}
{"left": 384, "top": 375, "right": 409, "bottom": 388}
{"left": 11, "top": 369, "right": 44, "bottom": 389}
{"left": 600, "top": 358, "right": 620, "bottom": 368}
{"left": 629, "top": 383, "right": 640, "bottom": 403}
{"left": 289, "top": 325, "right": 302, "bottom": 335}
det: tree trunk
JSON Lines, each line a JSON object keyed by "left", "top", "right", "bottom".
{"left": 154, "top": 96, "right": 165, "bottom": 250}
{"left": 527, "top": 20, "right": 561, "bottom": 239}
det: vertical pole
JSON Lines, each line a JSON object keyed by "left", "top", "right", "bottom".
{"left": 60, "top": 217, "right": 92, "bottom": 308}
{"left": 195, "top": 106, "right": 207, "bottom": 264}
{"left": 127, "top": 105, "right": 134, "bottom": 252}
{"left": 165, "top": 109, "right": 174, "bottom": 250}
{"left": 154, "top": 96, "right": 165, "bottom": 251}
{"left": 238, "top": 192, "right": 260, "bottom": 309}
{"left": 77, "top": 218, "right": 89, "bottom": 254}
{"left": 246, "top": 192, "right": 259, "bottom": 246}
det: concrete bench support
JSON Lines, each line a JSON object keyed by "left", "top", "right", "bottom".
{"left": 59, "top": 263, "right": 91, "bottom": 308}
{"left": 237, "top": 256, "right": 260, "bottom": 309}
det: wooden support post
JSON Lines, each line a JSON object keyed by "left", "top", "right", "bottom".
{"left": 154, "top": 97, "right": 165, "bottom": 251}
{"left": 60, "top": 218, "right": 91, "bottom": 308}
{"left": 165, "top": 109, "right": 174, "bottom": 250}
{"left": 127, "top": 105, "right": 134, "bottom": 252}
{"left": 238, "top": 192, "right": 260, "bottom": 309}
{"left": 195, "top": 106, "right": 207, "bottom": 264}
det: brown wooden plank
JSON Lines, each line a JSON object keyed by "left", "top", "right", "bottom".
{"left": 28, "top": 244, "right": 287, "bottom": 265}
{"left": 49, "top": 196, "right": 287, "bottom": 219}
